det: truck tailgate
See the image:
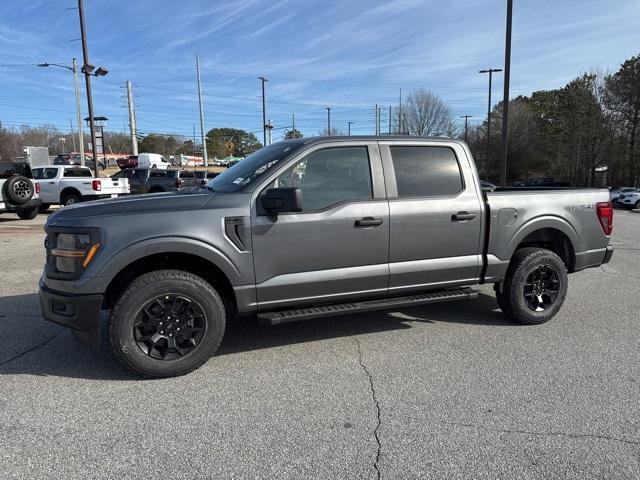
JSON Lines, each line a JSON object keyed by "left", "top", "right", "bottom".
{"left": 100, "top": 178, "right": 130, "bottom": 195}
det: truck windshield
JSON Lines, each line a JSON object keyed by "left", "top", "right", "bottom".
{"left": 206, "top": 142, "right": 302, "bottom": 193}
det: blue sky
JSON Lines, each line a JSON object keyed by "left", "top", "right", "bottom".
{"left": 1, "top": 0, "right": 639, "bottom": 145}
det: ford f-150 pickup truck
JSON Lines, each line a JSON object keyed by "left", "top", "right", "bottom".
{"left": 39, "top": 136, "right": 614, "bottom": 377}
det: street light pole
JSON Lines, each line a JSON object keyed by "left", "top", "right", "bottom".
{"left": 71, "top": 58, "right": 85, "bottom": 166}
{"left": 196, "top": 54, "right": 208, "bottom": 166}
{"left": 77, "top": 0, "right": 100, "bottom": 176}
{"left": 479, "top": 68, "right": 502, "bottom": 170}
{"left": 460, "top": 115, "right": 473, "bottom": 143}
{"left": 259, "top": 76, "right": 268, "bottom": 146}
{"left": 348, "top": 121, "right": 354, "bottom": 136}
{"left": 326, "top": 107, "right": 331, "bottom": 135}
{"left": 500, "top": 0, "right": 513, "bottom": 187}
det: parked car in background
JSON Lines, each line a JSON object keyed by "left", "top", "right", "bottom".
{"left": 54, "top": 153, "right": 105, "bottom": 171}
{"left": 0, "top": 162, "right": 41, "bottom": 219}
{"left": 614, "top": 189, "right": 640, "bottom": 209}
{"left": 40, "top": 136, "right": 614, "bottom": 377}
{"left": 116, "top": 155, "right": 138, "bottom": 170}
{"left": 194, "top": 170, "right": 219, "bottom": 186}
{"left": 610, "top": 187, "right": 638, "bottom": 204}
{"left": 33, "top": 165, "right": 130, "bottom": 207}
{"left": 137, "top": 153, "right": 170, "bottom": 170}
{"left": 112, "top": 168, "right": 196, "bottom": 194}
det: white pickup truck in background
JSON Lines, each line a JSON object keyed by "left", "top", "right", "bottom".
{"left": 33, "top": 165, "right": 130, "bottom": 208}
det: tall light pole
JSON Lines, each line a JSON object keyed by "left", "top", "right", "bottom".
{"left": 126, "top": 80, "right": 138, "bottom": 156}
{"left": 38, "top": 58, "right": 85, "bottom": 165}
{"left": 501, "top": 0, "right": 513, "bottom": 187}
{"left": 348, "top": 121, "right": 354, "bottom": 136}
{"left": 460, "top": 115, "right": 473, "bottom": 143}
{"left": 326, "top": 107, "right": 331, "bottom": 135}
{"left": 259, "top": 76, "right": 268, "bottom": 146}
{"left": 291, "top": 113, "right": 296, "bottom": 139}
{"left": 398, "top": 87, "right": 402, "bottom": 135}
{"left": 479, "top": 68, "right": 502, "bottom": 169}
{"left": 196, "top": 54, "right": 208, "bottom": 166}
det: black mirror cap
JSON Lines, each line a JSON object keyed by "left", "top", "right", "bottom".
{"left": 260, "top": 187, "right": 303, "bottom": 214}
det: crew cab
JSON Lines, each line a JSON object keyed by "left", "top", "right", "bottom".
{"left": 0, "top": 162, "right": 41, "bottom": 219}
{"left": 39, "top": 137, "right": 614, "bottom": 377}
{"left": 33, "top": 165, "right": 130, "bottom": 207}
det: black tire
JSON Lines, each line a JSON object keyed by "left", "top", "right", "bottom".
{"left": 38, "top": 203, "right": 51, "bottom": 213}
{"left": 635, "top": 200, "right": 640, "bottom": 210}
{"left": 148, "top": 187, "right": 164, "bottom": 193}
{"left": 16, "top": 207, "right": 38, "bottom": 220}
{"left": 1, "top": 175, "right": 34, "bottom": 205}
{"left": 496, "top": 247, "right": 568, "bottom": 325}
{"left": 61, "top": 192, "right": 81, "bottom": 207}
{"left": 109, "top": 270, "right": 226, "bottom": 378}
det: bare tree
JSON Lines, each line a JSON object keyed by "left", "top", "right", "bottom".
{"left": 395, "top": 89, "right": 455, "bottom": 136}
{"left": 318, "top": 127, "right": 347, "bottom": 136}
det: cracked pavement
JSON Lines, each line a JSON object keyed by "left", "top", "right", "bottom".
{"left": 0, "top": 211, "right": 639, "bottom": 479}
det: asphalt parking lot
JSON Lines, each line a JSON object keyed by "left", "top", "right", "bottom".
{"left": 0, "top": 210, "right": 638, "bottom": 479}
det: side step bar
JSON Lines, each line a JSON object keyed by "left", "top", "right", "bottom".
{"left": 257, "top": 287, "right": 478, "bottom": 325}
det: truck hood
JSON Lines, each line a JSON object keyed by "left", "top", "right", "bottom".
{"left": 47, "top": 190, "right": 215, "bottom": 225}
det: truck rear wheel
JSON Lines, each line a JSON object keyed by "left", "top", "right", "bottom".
{"left": 61, "top": 192, "right": 81, "bottom": 206}
{"left": 495, "top": 247, "right": 568, "bottom": 325}
{"left": 109, "top": 270, "right": 226, "bottom": 377}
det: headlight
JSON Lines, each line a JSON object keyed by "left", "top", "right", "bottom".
{"left": 51, "top": 233, "right": 100, "bottom": 273}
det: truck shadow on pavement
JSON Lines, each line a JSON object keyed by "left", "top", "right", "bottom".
{"left": 0, "top": 291, "right": 513, "bottom": 381}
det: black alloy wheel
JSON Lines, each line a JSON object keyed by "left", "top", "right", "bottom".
{"left": 133, "top": 294, "right": 207, "bottom": 360}
{"left": 523, "top": 264, "right": 560, "bottom": 312}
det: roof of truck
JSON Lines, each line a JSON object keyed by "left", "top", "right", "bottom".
{"left": 279, "top": 135, "right": 464, "bottom": 146}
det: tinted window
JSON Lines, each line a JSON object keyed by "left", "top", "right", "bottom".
{"left": 33, "top": 168, "right": 58, "bottom": 180}
{"left": 180, "top": 170, "right": 195, "bottom": 178}
{"left": 132, "top": 169, "right": 147, "bottom": 180}
{"left": 0, "top": 163, "right": 32, "bottom": 178}
{"left": 63, "top": 168, "right": 92, "bottom": 178}
{"left": 274, "top": 147, "right": 372, "bottom": 212}
{"left": 390, "top": 146, "right": 462, "bottom": 197}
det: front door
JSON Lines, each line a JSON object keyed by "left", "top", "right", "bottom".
{"left": 34, "top": 167, "right": 59, "bottom": 204}
{"left": 251, "top": 143, "right": 389, "bottom": 309}
{"left": 381, "top": 142, "right": 483, "bottom": 294}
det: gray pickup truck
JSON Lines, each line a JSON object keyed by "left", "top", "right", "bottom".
{"left": 39, "top": 136, "right": 614, "bottom": 377}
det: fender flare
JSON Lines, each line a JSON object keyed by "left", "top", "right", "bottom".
{"left": 505, "top": 215, "right": 581, "bottom": 261}
{"left": 94, "top": 236, "right": 242, "bottom": 285}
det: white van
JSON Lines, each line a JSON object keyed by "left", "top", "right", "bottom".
{"left": 137, "top": 153, "right": 170, "bottom": 170}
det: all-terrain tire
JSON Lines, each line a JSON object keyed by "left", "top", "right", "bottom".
{"left": 61, "top": 192, "right": 81, "bottom": 206}
{"left": 109, "top": 269, "right": 226, "bottom": 378}
{"left": 1, "top": 175, "right": 33, "bottom": 204}
{"left": 496, "top": 247, "right": 568, "bottom": 325}
{"left": 16, "top": 207, "right": 38, "bottom": 220}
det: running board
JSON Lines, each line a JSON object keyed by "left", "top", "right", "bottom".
{"left": 257, "top": 288, "right": 478, "bottom": 325}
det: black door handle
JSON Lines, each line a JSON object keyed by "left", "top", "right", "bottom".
{"left": 452, "top": 211, "right": 476, "bottom": 221}
{"left": 355, "top": 217, "right": 384, "bottom": 227}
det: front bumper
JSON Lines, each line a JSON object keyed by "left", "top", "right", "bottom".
{"left": 39, "top": 279, "right": 103, "bottom": 344}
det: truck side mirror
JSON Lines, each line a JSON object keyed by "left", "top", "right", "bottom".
{"left": 260, "top": 187, "right": 303, "bottom": 214}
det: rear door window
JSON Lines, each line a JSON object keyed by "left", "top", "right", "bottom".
{"left": 389, "top": 146, "right": 463, "bottom": 197}
{"left": 63, "top": 168, "right": 93, "bottom": 178}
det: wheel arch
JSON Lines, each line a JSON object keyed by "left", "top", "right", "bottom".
{"left": 60, "top": 186, "right": 81, "bottom": 201}
{"left": 508, "top": 218, "right": 578, "bottom": 272}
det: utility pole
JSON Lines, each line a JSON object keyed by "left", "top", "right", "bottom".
{"left": 460, "top": 115, "right": 473, "bottom": 143}
{"left": 77, "top": 0, "right": 99, "bottom": 176}
{"left": 196, "top": 54, "right": 208, "bottom": 166}
{"left": 388, "top": 106, "right": 392, "bottom": 134}
{"left": 259, "top": 76, "right": 268, "bottom": 146}
{"left": 71, "top": 58, "right": 84, "bottom": 166}
{"left": 479, "top": 68, "right": 502, "bottom": 168}
{"left": 348, "top": 121, "right": 353, "bottom": 136}
{"left": 399, "top": 87, "right": 402, "bottom": 134}
{"left": 326, "top": 107, "right": 331, "bottom": 135}
{"left": 266, "top": 120, "right": 273, "bottom": 145}
{"left": 192, "top": 125, "right": 196, "bottom": 156}
{"left": 501, "top": 0, "right": 513, "bottom": 187}
{"left": 126, "top": 80, "right": 138, "bottom": 156}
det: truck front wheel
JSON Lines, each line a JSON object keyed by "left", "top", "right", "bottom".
{"left": 109, "top": 270, "right": 226, "bottom": 377}
{"left": 495, "top": 247, "right": 568, "bottom": 325}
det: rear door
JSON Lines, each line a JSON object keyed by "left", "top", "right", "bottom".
{"left": 250, "top": 142, "right": 389, "bottom": 309}
{"left": 380, "top": 141, "right": 483, "bottom": 294}
{"left": 33, "top": 167, "right": 60, "bottom": 203}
